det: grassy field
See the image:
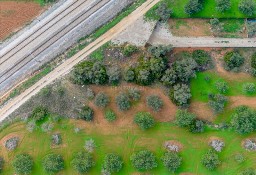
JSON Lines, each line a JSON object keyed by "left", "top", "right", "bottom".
{"left": 145, "top": 0, "right": 256, "bottom": 19}
{"left": 1, "top": 118, "right": 256, "bottom": 175}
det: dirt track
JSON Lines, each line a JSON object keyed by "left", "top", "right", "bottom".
{"left": 0, "top": 0, "right": 161, "bottom": 121}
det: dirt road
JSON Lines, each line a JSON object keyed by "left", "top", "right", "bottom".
{"left": 0, "top": 0, "right": 160, "bottom": 121}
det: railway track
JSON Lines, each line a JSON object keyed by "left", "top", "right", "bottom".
{"left": 0, "top": 0, "right": 111, "bottom": 85}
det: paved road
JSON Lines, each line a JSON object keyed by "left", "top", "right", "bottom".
{"left": 148, "top": 24, "right": 256, "bottom": 47}
{"left": 0, "top": 0, "right": 160, "bottom": 121}
{"left": 0, "top": 0, "right": 132, "bottom": 96}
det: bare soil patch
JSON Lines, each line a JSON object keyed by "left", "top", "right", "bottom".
{"left": 189, "top": 102, "right": 214, "bottom": 122}
{"left": 0, "top": 1, "right": 44, "bottom": 40}
{"left": 169, "top": 19, "right": 212, "bottom": 37}
{"left": 229, "top": 96, "right": 256, "bottom": 109}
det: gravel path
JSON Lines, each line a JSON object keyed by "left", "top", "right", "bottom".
{"left": 0, "top": 0, "right": 160, "bottom": 121}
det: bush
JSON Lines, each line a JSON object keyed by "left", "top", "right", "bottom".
{"left": 12, "top": 154, "right": 33, "bottom": 175}
{"left": 5, "top": 137, "right": 19, "bottom": 151}
{"left": 208, "top": 94, "right": 228, "bottom": 113}
{"left": 210, "top": 139, "right": 225, "bottom": 152}
{"left": 116, "top": 93, "right": 131, "bottom": 111}
{"left": 31, "top": 106, "right": 48, "bottom": 122}
{"left": 134, "top": 112, "right": 155, "bottom": 130}
{"left": 185, "top": 0, "right": 204, "bottom": 15}
{"left": 210, "top": 18, "right": 223, "bottom": 34}
{"left": 104, "top": 109, "right": 117, "bottom": 122}
{"left": 161, "top": 152, "right": 182, "bottom": 172}
{"left": 148, "top": 45, "right": 172, "bottom": 58}
{"left": 155, "top": 2, "right": 172, "bottom": 22}
{"left": 161, "top": 68, "right": 177, "bottom": 86}
{"left": 94, "top": 92, "right": 109, "bottom": 108}
{"left": 79, "top": 106, "right": 94, "bottom": 121}
{"left": 234, "top": 153, "right": 245, "bottom": 163}
{"left": 107, "top": 66, "right": 121, "bottom": 85}
{"left": 42, "top": 154, "right": 64, "bottom": 174}
{"left": 240, "top": 168, "right": 256, "bottom": 175}
{"left": 170, "top": 84, "right": 192, "bottom": 106}
{"left": 243, "top": 83, "right": 256, "bottom": 94}
{"left": 215, "top": 0, "right": 231, "bottom": 12}
{"left": 215, "top": 81, "right": 229, "bottom": 94}
{"left": 189, "top": 119, "right": 205, "bottom": 133}
{"left": 192, "top": 50, "right": 211, "bottom": 69}
{"left": 84, "top": 139, "right": 96, "bottom": 153}
{"left": 71, "top": 151, "right": 95, "bottom": 174}
{"left": 251, "top": 53, "right": 256, "bottom": 69}
{"left": 130, "top": 150, "right": 158, "bottom": 171}
{"left": 172, "top": 58, "right": 197, "bottom": 82}
{"left": 0, "top": 157, "right": 3, "bottom": 173}
{"left": 239, "top": 0, "right": 256, "bottom": 16}
{"left": 124, "top": 68, "right": 135, "bottom": 82}
{"left": 86, "top": 88, "right": 95, "bottom": 100}
{"left": 231, "top": 106, "right": 256, "bottom": 134}
{"left": 146, "top": 95, "right": 163, "bottom": 112}
{"left": 51, "top": 134, "right": 62, "bottom": 145}
{"left": 201, "top": 150, "right": 221, "bottom": 170}
{"left": 175, "top": 109, "right": 196, "bottom": 128}
{"left": 122, "top": 45, "right": 138, "bottom": 57}
{"left": 224, "top": 51, "right": 244, "bottom": 71}
{"left": 128, "top": 88, "right": 141, "bottom": 101}
{"left": 102, "top": 153, "right": 123, "bottom": 173}
{"left": 26, "top": 120, "right": 37, "bottom": 132}
{"left": 41, "top": 122, "right": 54, "bottom": 133}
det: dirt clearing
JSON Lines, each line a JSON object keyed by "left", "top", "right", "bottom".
{"left": 0, "top": 1, "right": 44, "bottom": 40}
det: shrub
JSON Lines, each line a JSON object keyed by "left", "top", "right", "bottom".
{"left": 185, "top": 0, "right": 204, "bottom": 15}
{"left": 134, "top": 112, "right": 155, "bottom": 130}
{"left": 41, "top": 122, "right": 54, "bottom": 132}
{"left": 107, "top": 66, "right": 121, "bottom": 85}
{"left": 102, "top": 153, "right": 123, "bottom": 173}
{"left": 124, "top": 68, "right": 135, "bottom": 82}
{"left": 91, "top": 62, "right": 108, "bottom": 85}
{"left": 12, "top": 154, "right": 33, "bottom": 175}
{"left": 231, "top": 106, "right": 256, "bottom": 134}
{"left": 175, "top": 110, "right": 196, "bottom": 128}
{"left": 84, "top": 139, "right": 96, "bottom": 153}
{"left": 150, "top": 58, "right": 168, "bottom": 79}
{"left": 104, "top": 109, "right": 117, "bottom": 122}
{"left": 42, "top": 154, "right": 64, "bottom": 174}
{"left": 116, "top": 93, "right": 131, "bottom": 111}
{"left": 161, "top": 68, "right": 177, "bottom": 86}
{"left": 192, "top": 50, "right": 211, "bottom": 69}
{"left": 148, "top": 45, "right": 172, "bottom": 58}
{"left": 208, "top": 94, "right": 228, "bottom": 113}
{"left": 136, "top": 69, "right": 153, "bottom": 85}
{"left": 79, "top": 106, "right": 94, "bottom": 121}
{"left": 26, "top": 120, "right": 37, "bottom": 132}
{"left": 51, "top": 134, "right": 62, "bottom": 145}
{"left": 224, "top": 51, "right": 244, "bottom": 71}
{"left": 71, "top": 151, "right": 95, "bottom": 174}
{"left": 86, "top": 88, "right": 95, "bottom": 100}
{"left": 161, "top": 152, "right": 182, "bottom": 172}
{"left": 243, "top": 139, "right": 256, "bottom": 151}
{"left": 122, "top": 45, "right": 138, "bottom": 57}
{"left": 215, "top": 0, "right": 231, "bottom": 12}
{"left": 239, "top": 0, "right": 256, "bottom": 16}
{"left": 0, "top": 157, "right": 3, "bottom": 173}
{"left": 201, "top": 150, "right": 221, "bottom": 170}
{"left": 243, "top": 83, "right": 256, "bottom": 94}
{"left": 155, "top": 2, "right": 172, "bottom": 22}
{"left": 215, "top": 81, "right": 229, "bottom": 94}
{"left": 128, "top": 88, "right": 141, "bottom": 101}
{"left": 189, "top": 119, "right": 205, "bottom": 133}
{"left": 130, "top": 150, "right": 158, "bottom": 171}
{"left": 240, "top": 168, "right": 256, "bottom": 175}
{"left": 31, "top": 106, "right": 48, "bottom": 121}
{"left": 209, "top": 139, "right": 225, "bottom": 152}
{"left": 172, "top": 58, "right": 197, "bottom": 82}
{"left": 210, "top": 18, "right": 223, "bottom": 34}
{"left": 5, "top": 137, "right": 19, "bottom": 151}
{"left": 235, "top": 153, "right": 245, "bottom": 163}
{"left": 251, "top": 53, "right": 256, "bottom": 69}
{"left": 146, "top": 95, "right": 163, "bottom": 112}
{"left": 170, "top": 84, "right": 192, "bottom": 106}
{"left": 94, "top": 92, "right": 109, "bottom": 108}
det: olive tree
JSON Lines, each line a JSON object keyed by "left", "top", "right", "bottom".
{"left": 146, "top": 95, "right": 164, "bottom": 112}
{"left": 12, "top": 154, "right": 33, "bottom": 175}
{"left": 134, "top": 112, "right": 155, "bottom": 130}
{"left": 42, "top": 154, "right": 64, "bottom": 174}
{"left": 71, "top": 151, "right": 94, "bottom": 174}
{"left": 170, "top": 84, "right": 192, "bottom": 106}
{"left": 201, "top": 150, "right": 221, "bottom": 170}
{"left": 215, "top": 0, "right": 231, "bottom": 12}
{"left": 161, "top": 68, "right": 177, "bottom": 86}
{"left": 94, "top": 92, "right": 109, "bottom": 108}
{"left": 102, "top": 153, "right": 123, "bottom": 173}
{"left": 130, "top": 150, "right": 158, "bottom": 171}
{"left": 116, "top": 93, "right": 131, "bottom": 111}
{"left": 175, "top": 109, "right": 196, "bottom": 128}
{"left": 161, "top": 152, "right": 182, "bottom": 172}
{"left": 78, "top": 106, "right": 94, "bottom": 121}
{"left": 239, "top": 0, "right": 256, "bottom": 16}
{"left": 185, "top": 0, "right": 204, "bottom": 15}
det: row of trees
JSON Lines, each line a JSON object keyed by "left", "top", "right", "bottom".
{"left": 185, "top": 0, "right": 256, "bottom": 16}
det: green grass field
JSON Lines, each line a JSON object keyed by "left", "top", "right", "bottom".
{"left": 145, "top": 0, "right": 256, "bottom": 19}
{"left": 1, "top": 118, "right": 256, "bottom": 175}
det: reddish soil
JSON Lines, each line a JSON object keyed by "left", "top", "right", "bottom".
{"left": 0, "top": 1, "right": 44, "bottom": 40}
{"left": 229, "top": 96, "right": 256, "bottom": 109}
{"left": 189, "top": 102, "right": 214, "bottom": 121}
